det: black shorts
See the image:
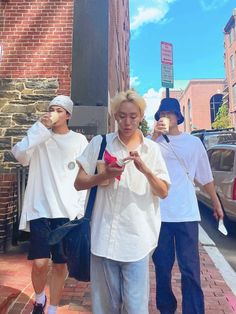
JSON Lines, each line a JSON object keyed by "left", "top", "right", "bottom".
{"left": 28, "top": 217, "right": 69, "bottom": 264}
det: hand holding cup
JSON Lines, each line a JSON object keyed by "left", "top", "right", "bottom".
{"left": 40, "top": 111, "right": 59, "bottom": 128}
{"left": 96, "top": 161, "right": 110, "bottom": 186}
{"left": 153, "top": 117, "right": 170, "bottom": 138}
{"left": 49, "top": 111, "right": 59, "bottom": 124}
{"left": 160, "top": 117, "right": 170, "bottom": 134}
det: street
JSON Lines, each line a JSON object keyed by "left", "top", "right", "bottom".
{"left": 199, "top": 201, "right": 236, "bottom": 272}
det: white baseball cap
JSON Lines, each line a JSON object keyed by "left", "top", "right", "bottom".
{"left": 48, "top": 95, "right": 73, "bottom": 115}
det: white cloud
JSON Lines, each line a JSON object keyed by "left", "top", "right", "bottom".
{"left": 130, "top": 0, "right": 176, "bottom": 31}
{"left": 199, "top": 0, "right": 231, "bottom": 11}
{"left": 143, "top": 87, "right": 164, "bottom": 129}
{"left": 130, "top": 76, "right": 141, "bottom": 88}
{"left": 131, "top": 7, "right": 164, "bottom": 30}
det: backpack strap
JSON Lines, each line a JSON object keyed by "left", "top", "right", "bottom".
{"left": 84, "top": 135, "right": 107, "bottom": 220}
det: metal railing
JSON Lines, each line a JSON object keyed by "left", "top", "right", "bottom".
{"left": 12, "top": 166, "right": 29, "bottom": 245}
{"left": 16, "top": 165, "right": 28, "bottom": 218}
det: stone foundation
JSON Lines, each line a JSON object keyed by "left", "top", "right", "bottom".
{"left": 0, "top": 78, "right": 58, "bottom": 252}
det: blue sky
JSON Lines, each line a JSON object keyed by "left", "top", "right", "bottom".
{"left": 129, "top": 0, "right": 236, "bottom": 127}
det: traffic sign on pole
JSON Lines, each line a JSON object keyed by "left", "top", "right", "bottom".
{"left": 161, "top": 63, "right": 174, "bottom": 88}
{"left": 161, "top": 41, "right": 173, "bottom": 65}
{"left": 161, "top": 41, "right": 174, "bottom": 89}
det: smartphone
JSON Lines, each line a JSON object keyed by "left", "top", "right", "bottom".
{"left": 116, "top": 159, "right": 132, "bottom": 166}
{"left": 122, "top": 159, "right": 132, "bottom": 164}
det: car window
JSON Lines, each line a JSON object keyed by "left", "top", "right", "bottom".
{"left": 220, "top": 150, "right": 235, "bottom": 171}
{"left": 208, "top": 149, "right": 221, "bottom": 170}
{"left": 208, "top": 149, "right": 235, "bottom": 172}
{"left": 204, "top": 135, "right": 219, "bottom": 149}
{"left": 204, "top": 133, "right": 236, "bottom": 149}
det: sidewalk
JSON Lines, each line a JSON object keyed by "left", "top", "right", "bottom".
{"left": 0, "top": 242, "right": 236, "bottom": 314}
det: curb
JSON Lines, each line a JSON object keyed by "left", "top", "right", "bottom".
{"left": 199, "top": 225, "right": 236, "bottom": 296}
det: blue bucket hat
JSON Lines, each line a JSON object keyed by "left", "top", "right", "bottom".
{"left": 154, "top": 98, "right": 184, "bottom": 125}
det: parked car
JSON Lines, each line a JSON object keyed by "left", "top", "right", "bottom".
{"left": 191, "top": 128, "right": 236, "bottom": 150}
{"left": 196, "top": 141, "right": 236, "bottom": 234}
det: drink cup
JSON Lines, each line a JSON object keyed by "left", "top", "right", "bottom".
{"left": 96, "top": 161, "right": 110, "bottom": 186}
{"left": 50, "top": 111, "right": 59, "bottom": 124}
{"left": 161, "top": 117, "right": 170, "bottom": 134}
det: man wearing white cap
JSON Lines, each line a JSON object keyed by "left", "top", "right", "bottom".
{"left": 12, "top": 95, "right": 88, "bottom": 314}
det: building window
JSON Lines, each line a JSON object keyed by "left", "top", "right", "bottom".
{"left": 230, "top": 54, "right": 234, "bottom": 79}
{"left": 234, "top": 23, "right": 236, "bottom": 41}
{"left": 229, "top": 26, "right": 235, "bottom": 45}
{"left": 210, "top": 94, "right": 223, "bottom": 123}
{"left": 233, "top": 84, "right": 236, "bottom": 105}
{"left": 230, "top": 54, "right": 234, "bottom": 70}
{"left": 183, "top": 106, "right": 186, "bottom": 131}
{"left": 187, "top": 99, "right": 192, "bottom": 130}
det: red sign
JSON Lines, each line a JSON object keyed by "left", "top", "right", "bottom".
{"left": 161, "top": 41, "right": 173, "bottom": 65}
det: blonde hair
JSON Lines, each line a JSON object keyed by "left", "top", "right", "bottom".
{"left": 110, "top": 89, "right": 146, "bottom": 116}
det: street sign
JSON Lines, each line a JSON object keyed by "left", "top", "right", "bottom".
{"left": 161, "top": 41, "right": 173, "bottom": 65}
{"left": 161, "top": 63, "right": 174, "bottom": 88}
{"left": 161, "top": 41, "right": 174, "bottom": 88}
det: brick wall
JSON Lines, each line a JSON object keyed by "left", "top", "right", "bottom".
{"left": 0, "top": 0, "right": 73, "bottom": 94}
{"left": 108, "top": 0, "right": 130, "bottom": 96}
{"left": 179, "top": 79, "right": 225, "bottom": 132}
{"left": 0, "top": 0, "right": 130, "bottom": 252}
{"left": 0, "top": 0, "right": 72, "bottom": 252}
{"left": 224, "top": 10, "right": 236, "bottom": 127}
{"left": 108, "top": 0, "right": 130, "bottom": 131}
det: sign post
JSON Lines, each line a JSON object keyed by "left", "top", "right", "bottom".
{"left": 161, "top": 41, "right": 174, "bottom": 98}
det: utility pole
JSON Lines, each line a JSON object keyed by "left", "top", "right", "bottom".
{"left": 166, "top": 88, "right": 170, "bottom": 98}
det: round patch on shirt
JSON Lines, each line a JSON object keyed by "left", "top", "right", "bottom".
{"left": 68, "top": 161, "right": 76, "bottom": 170}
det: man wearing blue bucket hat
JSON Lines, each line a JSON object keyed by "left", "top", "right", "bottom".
{"left": 150, "top": 98, "right": 224, "bottom": 314}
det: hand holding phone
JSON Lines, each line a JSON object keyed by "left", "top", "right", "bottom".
{"left": 116, "top": 159, "right": 132, "bottom": 167}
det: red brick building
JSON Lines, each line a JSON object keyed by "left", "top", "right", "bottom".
{"left": 0, "top": 0, "right": 73, "bottom": 94}
{"left": 0, "top": 0, "right": 130, "bottom": 252}
{"left": 0, "top": 0, "right": 129, "bottom": 100}
{"left": 224, "top": 8, "right": 236, "bottom": 127}
{"left": 164, "top": 79, "right": 224, "bottom": 132}
{"left": 178, "top": 79, "right": 225, "bottom": 132}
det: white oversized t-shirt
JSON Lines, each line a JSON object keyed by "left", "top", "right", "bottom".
{"left": 155, "top": 133, "right": 213, "bottom": 222}
{"left": 12, "top": 121, "right": 88, "bottom": 231}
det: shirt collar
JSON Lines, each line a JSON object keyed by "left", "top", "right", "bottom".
{"left": 111, "top": 131, "right": 149, "bottom": 152}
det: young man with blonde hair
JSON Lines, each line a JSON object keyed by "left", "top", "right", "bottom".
{"left": 74, "top": 89, "right": 170, "bottom": 314}
{"left": 12, "top": 95, "right": 88, "bottom": 314}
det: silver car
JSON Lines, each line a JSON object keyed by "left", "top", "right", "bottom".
{"left": 191, "top": 128, "right": 236, "bottom": 150}
{"left": 196, "top": 142, "right": 236, "bottom": 234}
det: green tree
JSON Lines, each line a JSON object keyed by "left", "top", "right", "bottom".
{"left": 140, "top": 117, "right": 150, "bottom": 137}
{"left": 212, "top": 103, "right": 231, "bottom": 129}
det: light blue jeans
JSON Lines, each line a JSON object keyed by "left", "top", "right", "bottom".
{"left": 91, "top": 254, "right": 150, "bottom": 314}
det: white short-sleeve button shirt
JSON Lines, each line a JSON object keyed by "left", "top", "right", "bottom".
{"left": 77, "top": 132, "right": 170, "bottom": 262}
